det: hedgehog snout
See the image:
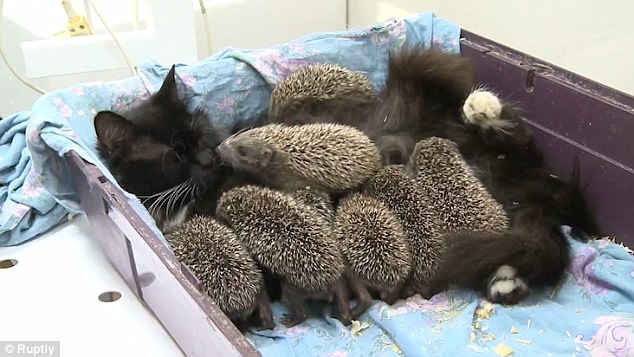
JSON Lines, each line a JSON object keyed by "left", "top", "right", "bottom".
{"left": 217, "top": 136, "right": 250, "bottom": 161}
{"left": 216, "top": 139, "right": 234, "bottom": 163}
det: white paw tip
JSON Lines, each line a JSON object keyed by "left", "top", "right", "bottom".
{"left": 494, "top": 265, "right": 517, "bottom": 280}
{"left": 487, "top": 265, "right": 528, "bottom": 301}
{"left": 463, "top": 90, "right": 502, "bottom": 124}
{"left": 489, "top": 278, "right": 527, "bottom": 296}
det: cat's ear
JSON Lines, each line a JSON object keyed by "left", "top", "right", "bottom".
{"left": 154, "top": 64, "right": 180, "bottom": 105}
{"left": 94, "top": 111, "right": 137, "bottom": 152}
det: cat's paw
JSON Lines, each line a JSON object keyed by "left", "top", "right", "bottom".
{"left": 486, "top": 265, "right": 529, "bottom": 305}
{"left": 462, "top": 90, "right": 502, "bottom": 126}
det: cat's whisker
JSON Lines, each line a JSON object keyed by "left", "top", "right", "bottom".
{"left": 147, "top": 199, "right": 162, "bottom": 222}
{"left": 143, "top": 190, "right": 175, "bottom": 218}
{"left": 144, "top": 179, "right": 190, "bottom": 222}
{"left": 165, "top": 179, "right": 193, "bottom": 221}
{"left": 160, "top": 149, "right": 173, "bottom": 170}
{"left": 190, "top": 109, "right": 206, "bottom": 130}
{"left": 167, "top": 182, "right": 186, "bottom": 219}
{"left": 140, "top": 180, "right": 185, "bottom": 200}
{"left": 149, "top": 191, "right": 170, "bottom": 219}
{"left": 164, "top": 182, "right": 183, "bottom": 221}
{"left": 138, "top": 190, "right": 167, "bottom": 200}
{"left": 193, "top": 183, "right": 202, "bottom": 200}
{"left": 190, "top": 114, "right": 197, "bottom": 130}
{"left": 179, "top": 181, "right": 195, "bottom": 209}
{"left": 186, "top": 183, "right": 197, "bottom": 202}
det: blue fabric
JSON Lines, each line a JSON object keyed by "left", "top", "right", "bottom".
{"left": 0, "top": 111, "right": 69, "bottom": 245}
{"left": 245, "top": 232, "right": 634, "bottom": 356}
{"left": 0, "top": 12, "right": 460, "bottom": 246}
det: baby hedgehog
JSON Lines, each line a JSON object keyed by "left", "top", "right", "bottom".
{"left": 289, "top": 186, "right": 335, "bottom": 224}
{"left": 408, "top": 137, "right": 509, "bottom": 233}
{"left": 215, "top": 185, "right": 351, "bottom": 327}
{"left": 165, "top": 215, "right": 274, "bottom": 330}
{"left": 269, "top": 63, "right": 378, "bottom": 125}
{"left": 334, "top": 193, "right": 412, "bottom": 317}
{"left": 364, "top": 165, "right": 444, "bottom": 301}
{"left": 216, "top": 123, "right": 381, "bottom": 193}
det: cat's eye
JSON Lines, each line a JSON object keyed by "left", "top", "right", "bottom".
{"left": 173, "top": 141, "right": 188, "bottom": 155}
{"left": 174, "top": 151, "right": 185, "bottom": 163}
{"left": 161, "top": 149, "right": 183, "bottom": 167}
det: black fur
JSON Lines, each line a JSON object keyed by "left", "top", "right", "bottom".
{"left": 374, "top": 47, "right": 599, "bottom": 303}
{"left": 93, "top": 65, "right": 252, "bottom": 229}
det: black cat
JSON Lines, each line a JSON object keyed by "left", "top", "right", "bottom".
{"left": 371, "top": 47, "right": 599, "bottom": 304}
{"left": 94, "top": 65, "right": 238, "bottom": 231}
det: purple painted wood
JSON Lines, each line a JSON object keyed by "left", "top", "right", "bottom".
{"left": 460, "top": 30, "right": 634, "bottom": 246}
{"left": 66, "top": 152, "right": 260, "bottom": 357}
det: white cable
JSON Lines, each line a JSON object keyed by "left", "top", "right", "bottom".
{"left": 345, "top": 0, "right": 350, "bottom": 30}
{"left": 85, "top": 0, "right": 136, "bottom": 76}
{"left": 82, "top": 0, "right": 93, "bottom": 31}
{"left": 198, "top": 0, "right": 212, "bottom": 57}
{"left": 0, "top": 0, "right": 46, "bottom": 94}
{"left": 132, "top": 0, "right": 138, "bottom": 31}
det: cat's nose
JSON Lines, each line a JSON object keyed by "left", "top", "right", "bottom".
{"left": 196, "top": 151, "right": 215, "bottom": 167}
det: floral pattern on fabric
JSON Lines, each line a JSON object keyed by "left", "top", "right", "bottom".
{"left": 578, "top": 314, "right": 634, "bottom": 357}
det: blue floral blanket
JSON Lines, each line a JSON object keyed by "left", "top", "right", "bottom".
{"left": 246, "top": 232, "right": 634, "bottom": 357}
{"left": 2, "top": 10, "right": 634, "bottom": 357}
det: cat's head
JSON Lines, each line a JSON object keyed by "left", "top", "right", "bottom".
{"left": 94, "top": 65, "right": 229, "bottom": 230}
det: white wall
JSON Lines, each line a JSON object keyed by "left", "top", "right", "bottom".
{"left": 193, "top": 0, "right": 346, "bottom": 58}
{"left": 349, "top": 0, "right": 634, "bottom": 96}
{"left": 2, "top": 0, "right": 631, "bottom": 117}
{"left": 0, "top": 0, "right": 347, "bottom": 116}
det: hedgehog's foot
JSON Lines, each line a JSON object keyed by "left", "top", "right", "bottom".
{"left": 280, "top": 282, "right": 308, "bottom": 327}
{"left": 424, "top": 280, "right": 448, "bottom": 301}
{"left": 281, "top": 310, "right": 307, "bottom": 328}
{"left": 232, "top": 318, "right": 251, "bottom": 333}
{"left": 332, "top": 277, "right": 353, "bottom": 325}
{"left": 379, "top": 284, "right": 404, "bottom": 305}
{"left": 395, "top": 280, "right": 433, "bottom": 300}
{"left": 255, "top": 291, "right": 275, "bottom": 330}
{"left": 347, "top": 276, "right": 373, "bottom": 319}
{"left": 399, "top": 282, "right": 417, "bottom": 300}
{"left": 280, "top": 297, "right": 307, "bottom": 327}
{"left": 418, "top": 286, "right": 435, "bottom": 300}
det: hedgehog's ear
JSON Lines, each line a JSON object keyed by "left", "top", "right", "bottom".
{"left": 261, "top": 147, "right": 275, "bottom": 165}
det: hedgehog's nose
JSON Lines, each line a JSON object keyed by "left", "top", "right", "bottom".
{"left": 216, "top": 140, "right": 230, "bottom": 160}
